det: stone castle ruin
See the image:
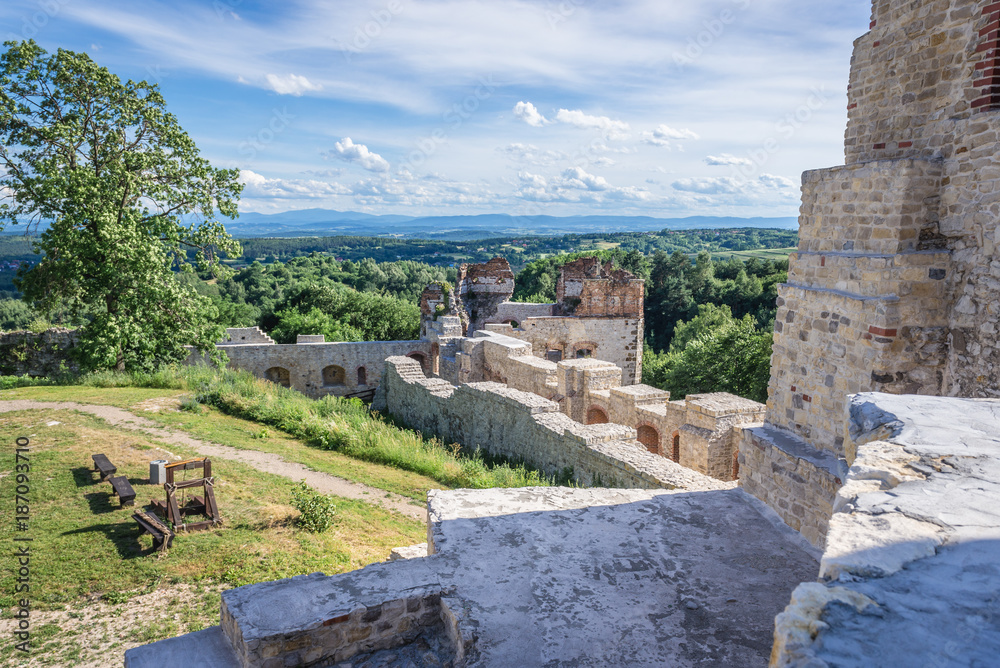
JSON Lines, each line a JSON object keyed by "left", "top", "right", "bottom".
{"left": 134, "top": 2, "right": 1000, "bottom": 665}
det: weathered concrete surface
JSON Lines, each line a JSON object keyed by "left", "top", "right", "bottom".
{"left": 137, "top": 486, "right": 817, "bottom": 667}
{"left": 425, "top": 487, "right": 818, "bottom": 667}
{"left": 772, "top": 393, "right": 1000, "bottom": 667}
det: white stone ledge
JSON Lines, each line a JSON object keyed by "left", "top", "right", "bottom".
{"left": 772, "top": 393, "right": 1000, "bottom": 666}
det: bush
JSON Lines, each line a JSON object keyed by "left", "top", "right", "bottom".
{"left": 0, "top": 375, "right": 56, "bottom": 390}
{"left": 179, "top": 396, "right": 204, "bottom": 414}
{"left": 290, "top": 482, "right": 336, "bottom": 532}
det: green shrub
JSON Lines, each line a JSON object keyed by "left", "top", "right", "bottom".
{"left": 290, "top": 482, "right": 336, "bottom": 532}
{"left": 179, "top": 396, "right": 204, "bottom": 414}
{"left": 0, "top": 375, "right": 56, "bottom": 390}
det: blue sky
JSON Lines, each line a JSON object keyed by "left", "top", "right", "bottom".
{"left": 2, "top": 0, "right": 871, "bottom": 217}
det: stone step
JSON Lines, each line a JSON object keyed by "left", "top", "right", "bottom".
{"left": 218, "top": 564, "right": 461, "bottom": 667}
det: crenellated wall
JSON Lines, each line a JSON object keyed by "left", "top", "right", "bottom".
{"left": 374, "top": 355, "right": 732, "bottom": 492}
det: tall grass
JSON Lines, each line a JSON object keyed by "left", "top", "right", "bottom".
{"left": 188, "top": 367, "right": 554, "bottom": 489}
{"left": 10, "top": 365, "right": 557, "bottom": 490}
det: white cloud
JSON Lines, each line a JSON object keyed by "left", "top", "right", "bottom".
{"left": 758, "top": 173, "right": 797, "bottom": 188}
{"left": 671, "top": 176, "right": 741, "bottom": 195}
{"left": 644, "top": 124, "right": 700, "bottom": 147}
{"left": 705, "top": 153, "right": 753, "bottom": 167}
{"left": 239, "top": 169, "right": 350, "bottom": 199}
{"left": 513, "top": 101, "right": 548, "bottom": 127}
{"left": 518, "top": 171, "right": 548, "bottom": 189}
{"left": 513, "top": 167, "right": 648, "bottom": 203}
{"left": 264, "top": 73, "right": 322, "bottom": 96}
{"left": 555, "top": 109, "right": 630, "bottom": 138}
{"left": 562, "top": 167, "right": 609, "bottom": 191}
{"left": 500, "top": 143, "right": 564, "bottom": 164}
{"left": 327, "top": 138, "right": 390, "bottom": 173}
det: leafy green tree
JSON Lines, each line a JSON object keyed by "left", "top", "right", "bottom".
{"left": 0, "top": 41, "right": 241, "bottom": 371}
{"left": 644, "top": 314, "right": 772, "bottom": 403}
{"left": 668, "top": 303, "right": 735, "bottom": 353}
{"left": 266, "top": 284, "right": 420, "bottom": 343}
{"left": 270, "top": 307, "right": 365, "bottom": 344}
{"left": 0, "top": 298, "right": 33, "bottom": 331}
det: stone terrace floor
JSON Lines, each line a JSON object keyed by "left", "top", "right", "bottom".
{"left": 128, "top": 486, "right": 819, "bottom": 667}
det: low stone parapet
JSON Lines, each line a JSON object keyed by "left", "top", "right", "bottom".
{"left": 738, "top": 424, "right": 845, "bottom": 548}
{"left": 771, "top": 393, "right": 1000, "bottom": 666}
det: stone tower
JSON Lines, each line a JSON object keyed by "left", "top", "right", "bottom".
{"left": 741, "top": 0, "right": 1000, "bottom": 547}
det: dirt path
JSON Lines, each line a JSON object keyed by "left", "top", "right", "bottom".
{"left": 0, "top": 400, "right": 425, "bottom": 521}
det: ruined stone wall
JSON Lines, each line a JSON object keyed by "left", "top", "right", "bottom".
{"left": 492, "top": 302, "right": 556, "bottom": 323}
{"left": 472, "top": 335, "right": 764, "bottom": 482}
{"left": 770, "top": 160, "right": 952, "bottom": 455}
{"left": 0, "top": 328, "right": 80, "bottom": 377}
{"left": 605, "top": 388, "right": 764, "bottom": 481}
{"left": 739, "top": 426, "right": 844, "bottom": 548}
{"left": 488, "top": 316, "right": 644, "bottom": 384}
{"left": 843, "top": 0, "right": 1000, "bottom": 396}
{"left": 218, "top": 326, "right": 275, "bottom": 345}
{"left": 556, "top": 257, "right": 644, "bottom": 319}
{"left": 375, "top": 356, "right": 731, "bottom": 492}
{"left": 456, "top": 257, "right": 514, "bottom": 334}
{"left": 207, "top": 339, "right": 431, "bottom": 399}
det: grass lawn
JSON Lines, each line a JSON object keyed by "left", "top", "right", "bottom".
{"left": 0, "top": 385, "right": 446, "bottom": 502}
{"left": 143, "top": 402, "right": 443, "bottom": 502}
{"left": 0, "top": 385, "right": 188, "bottom": 408}
{"left": 0, "top": 406, "right": 426, "bottom": 666}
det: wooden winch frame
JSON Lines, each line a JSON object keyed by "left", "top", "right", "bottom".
{"left": 150, "top": 458, "right": 223, "bottom": 533}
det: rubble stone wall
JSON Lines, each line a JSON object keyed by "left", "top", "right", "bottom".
{"left": 0, "top": 328, "right": 80, "bottom": 377}
{"left": 375, "top": 356, "right": 731, "bottom": 492}
{"left": 843, "top": 0, "right": 1000, "bottom": 397}
{"left": 739, "top": 425, "right": 845, "bottom": 548}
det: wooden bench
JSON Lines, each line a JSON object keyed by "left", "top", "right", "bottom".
{"left": 133, "top": 511, "right": 174, "bottom": 552}
{"left": 108, "top": 475, "right": 136, "bottom": 507}
{"left": 91, "top": 453, "right": 117, "bottom": 481}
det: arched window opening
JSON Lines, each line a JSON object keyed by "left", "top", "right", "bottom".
{"left": 322, "top": 365, "right": 346, "bottom": 387}
{"left": 265, "top": 367, "right": 291, "bottom": 388}
{"left": 637, "top": 425, "right": 660, "bottom": 455}
{"left": 576, "top": 348, "right": 593, "bottom": 359}
{"left": 407, "top": 352, "right": 428, "bottom": 372}
{"left": 357, "top": 366, "right": 367, "bottom": 386}
{"left": 586, "top": 406, "right": 609, "bottom": 425}
{"left": 546, "top": 349, "right": 563, "bottom": 363}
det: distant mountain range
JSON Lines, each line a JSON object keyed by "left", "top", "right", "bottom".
{"left": 221, "top": 209, "right": 799, "bottom": 240}
{"left": 0, "top": 209, "right": 800, "bottom": 241}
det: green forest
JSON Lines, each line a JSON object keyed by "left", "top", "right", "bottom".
{"left": 0, "top": 228, "right": 789, "bottom": 403}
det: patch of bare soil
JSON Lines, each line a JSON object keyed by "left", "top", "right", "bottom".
{"left": 0, "top": 584, "right": 226, "bottom": 667}
{"left": 132, "top": 397, "right": 182, "bottom": 413}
